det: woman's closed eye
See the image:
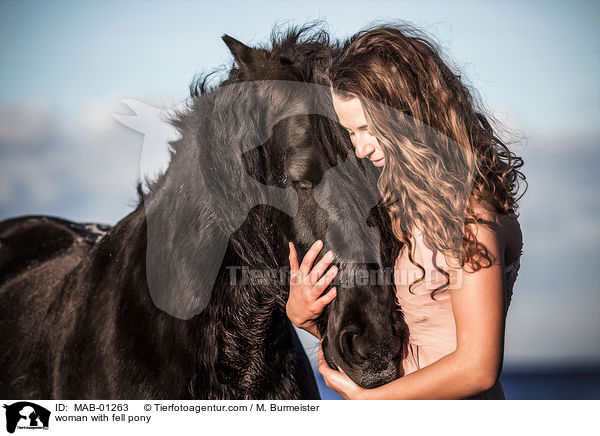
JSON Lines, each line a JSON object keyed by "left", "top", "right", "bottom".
{"left": 347, "top": 129, "right": 376, "bottom": 138}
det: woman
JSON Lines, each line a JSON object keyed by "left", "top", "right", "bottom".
{"left": 286, "top": 23, "right": 526, "bottom": 399}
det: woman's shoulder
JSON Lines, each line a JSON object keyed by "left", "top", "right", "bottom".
{"left": 469, "top": 197, "right": 522, "bottom": 267}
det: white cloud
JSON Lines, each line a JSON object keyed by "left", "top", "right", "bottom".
{"left": 0, "top": 102, "right": 56, "bottom": 144}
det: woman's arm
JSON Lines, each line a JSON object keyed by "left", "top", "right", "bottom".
{"left": 320, "top": 222, "right": 506, "bottom": 399}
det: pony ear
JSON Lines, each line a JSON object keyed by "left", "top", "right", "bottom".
{"left": 222, "top": 34, "right": 257, "bottom": 72}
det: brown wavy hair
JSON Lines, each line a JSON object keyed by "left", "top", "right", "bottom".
{"left": 326, "top": 22, "right": 526, "bottom": 298}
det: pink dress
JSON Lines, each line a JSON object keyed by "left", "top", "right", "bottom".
{"left": 394, "top": 231, "right": 521, "bottom": 399}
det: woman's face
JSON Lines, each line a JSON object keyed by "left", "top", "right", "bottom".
{"left": 331, "top": 93, "right": 386, "bottom": 167}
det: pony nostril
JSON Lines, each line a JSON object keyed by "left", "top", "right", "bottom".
{"left": 339, "top": 327, "right": 364, "bottom": 362}
{"left": 340, "top": 331, "right": 356, "bottom": 356}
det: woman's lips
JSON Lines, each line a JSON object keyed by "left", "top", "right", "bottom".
{"left": 371, "top": 157, "right": 385, "bottom": 167}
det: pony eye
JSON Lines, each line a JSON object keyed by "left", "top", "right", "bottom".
{"left": 293, "top": 180, "right": 312, "bottom": 190}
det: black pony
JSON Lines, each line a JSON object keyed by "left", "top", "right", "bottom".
{"left": 0, "top": 24, "right": 408, "bottom": 399}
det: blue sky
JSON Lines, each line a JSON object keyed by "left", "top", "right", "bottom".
{"left": 1, "top": 0, "right": 598, "bottom": 134}
{"left": 0, "top": 0, "right": 599, "bottom": 366}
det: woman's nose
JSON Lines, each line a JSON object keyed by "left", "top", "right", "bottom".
{"left": 353, "top": 133, "right": 375, "bottom": 159}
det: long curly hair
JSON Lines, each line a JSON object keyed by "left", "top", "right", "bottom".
{"left": 326, "top": 22, "right": 526, "bottom": 298}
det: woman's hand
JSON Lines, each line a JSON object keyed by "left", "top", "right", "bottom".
{"left": 286, "top": 240, "right": 338, "bottom": 339}
{"left": 318, "top": 343, "right": 367, "bottom": 400}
